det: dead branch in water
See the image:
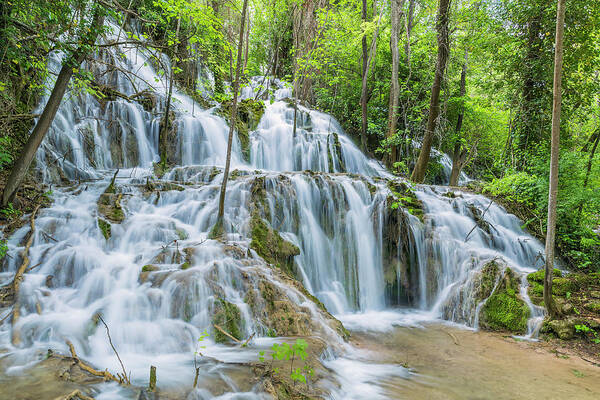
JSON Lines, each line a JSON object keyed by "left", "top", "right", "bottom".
{"left": 66, "top": 340, "right": 122, "bottom": 384}
{"left": 464, "top": 199, "right": 494, "bottom": 242}
{"left": 213, "top": 324, "right": 241, "bottom": 343}
{"left": 54, "top": 389, "right": 95, "bottom": 400}
{"left": 98, "top": 315, "right": 130, "bottom": 385}
{"left": 11, "top": 204, "right": 40, "bottom": 345}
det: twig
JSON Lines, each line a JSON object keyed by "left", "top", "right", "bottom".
{"left": 443, "top": 329, "right": 459, "bottom": 346}
{"left": 0, "top": 309, "right": 13, "bottom": 324}
{"left": 98, "top": 315, "right": 130, "bottom": 385}
{"left": 26, "top": 261, "right": 43, "bottom": 272}
{"left": 465, "top": 199, "right": 494, "bottom": 242}
{"left": 66, "top": 340, "right": 120, "bottom": 383}
{"left": 213, "top": 324, "right": 241, "bottom": 343}
{"left": 241, "top": 332, "right": 255, "bottom": 347}
{"left": 11, "top": 204, "right": 40, "bottom": 345}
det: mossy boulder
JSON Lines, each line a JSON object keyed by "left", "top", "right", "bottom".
{"left": 547, "top": 318, "right": 576, "bottom": 340}
{"left": 212, "top": 299, "right": 242, "bottom": 343}
{"left": 386, "top": 180, "right": 424, "bottom": 222}
{"left": 219, "top": 98, "right": 265, "bottom": 161}
{"left": 250, "top": 212, "right": 300, "bottom": 276}
{"left": 526, "top": 269, "right": 576, "bottom": 300}
{"left": 479, "top": 265, "right": 530, "bottom": 333}
{"left": 97, "top": 178, "right": 125, "bottom": 223}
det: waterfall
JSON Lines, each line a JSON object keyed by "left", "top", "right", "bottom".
{"left": 0, "top": 21, "right": 549, "bottom": 398}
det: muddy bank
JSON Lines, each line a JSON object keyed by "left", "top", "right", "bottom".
{"left": 350, "top": 323, "right": 600, "bottom": 400}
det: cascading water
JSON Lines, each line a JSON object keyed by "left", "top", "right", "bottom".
{"left": 1, "top": 21, "right": 549, "bottom": 399}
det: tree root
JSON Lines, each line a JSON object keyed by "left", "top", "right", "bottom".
{"left": 11, "top": 204, "right": 40, "bottom": 346}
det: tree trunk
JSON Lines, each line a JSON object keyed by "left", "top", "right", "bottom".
{"left": 583, "top": 131, "right": 599, "bottom": 189}
{"left": 212, "top": 0, "right": 249, "bottom": 238}
{"left": 449, "top": 50, "right": 468, "bottom": 187}
{"left": 404, "top": 0, "right": 415, "bottom": 66}
{"left": 1, "top": 6, "right": 105, "bottom": 208}
{"left": 387, "top": 0, "right": 405, "bottom": 165}
{"left": 544, "top": 0, "right": 566, "bottom": 319}
{"left": 360, "top": 0, "right": 369, "bottom": 151}
{"left": 410, "top": 0, "right": 451, "bottom": 183}
{"left": 243, "top": 12, "right": 250, "bottom": 72}
{"left": 159, "top": 18, "right": 180, "bottom": 167}
{"left": 360, "top": 0, "right": 383, "bottom": 153}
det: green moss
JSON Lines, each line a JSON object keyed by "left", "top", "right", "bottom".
{"left": 386, "top": 181, "right": 424, "bottom": 222}
{"left": 176, "top": 228, "right": 188, "bottom": 240}
{"left": 584, "top": 301, "right": 600, "bottom": 313}
{"left": 180, "top": 262, "right": 191, "bottom": 270}
{"left": 142, "top": 264, "right": 159, "bottom": 272}
{"left": 552, "top": 278, "right": 577, "bottom": 296}
{"left": 213, "top": 299, "right": 242, "bottom": 343}
{"left": 482, "top": 291, "right": 530, "bottom": 332}
{"left": 480, "top": 267, "right": 530, "bottom": 333}
{"left": 98, "top": 218, "right": 111, "bottom": 240}
{"left": 249, "top": 212, "right": 300, "bottom": 276}
{"left": 219, "top": 98, "right": 265, "bottom": 162}
{"left": 527, "top": 269, "right": 563, "bottom": 284}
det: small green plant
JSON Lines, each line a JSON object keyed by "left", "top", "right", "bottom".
{"left": 575, "top": 324, "right": 600, "bottom": 344}
{"left": 259, "top": 339, "right": 314, "bottom": 389}
{"left": 0, "top": 203, "right": 21, "bottom": 220}
{"left": 0, "top": 239, "right": 8, "bottom": 259}
{"left": 572, "top": 369, "right": 585, "bottom": 378}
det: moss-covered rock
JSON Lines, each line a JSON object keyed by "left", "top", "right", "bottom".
{"left": 386, "top": 180, "right": 424, "bottom": 222}
{"left": 213, "top": 299, "right": 242, "bottom": 343}
{"left": 249, "top": 212, "right": 300, "bottom": 276}
{"left": 547, "top": 318, "right": 576, "bottom": 340}
{"left": 219, "top": 98, "right": 265, "bottom": 162}
{"left": 97, "top": 177, "right": 125, "bottom": 224}
{"left": 479, "top": 265, "right": 530, "bottom": 333}
{"left": 98, "top": 218, "right": 111, "bottom": 240}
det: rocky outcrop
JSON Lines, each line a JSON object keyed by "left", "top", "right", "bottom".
{"left": 478, "top": 262, "right": 530, "bottom": 333}
{"left": 219, "top": 98, "right": 265, "bottom": 161}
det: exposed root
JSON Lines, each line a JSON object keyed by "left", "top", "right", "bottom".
{"left": 54, "top": 389, "right": 95, "bottom": 400}
{"left": 11, "top": 204, "right": 40, "bottom": 346}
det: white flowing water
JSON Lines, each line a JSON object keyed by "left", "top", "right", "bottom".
{"left": 0, "top": 23, "right": 548, "bottom": 398}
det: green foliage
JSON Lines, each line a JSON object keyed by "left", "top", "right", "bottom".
{"left": 0, "top": 239, "right": 8, "bottom": 259}
{"left": 261, "top": 339, "right": 314, "bottom": 387}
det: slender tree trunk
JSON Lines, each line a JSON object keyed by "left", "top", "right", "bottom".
{"left": 583, "top": 131, "right": 599, "bottom": 189}
{"left": 212, "top": 0, "right": 249, "bottom": 238}
{"left": 544, "top": 0, "right": 566, "bottom": 319}
{"left": 404, "top": 0, "right": 415, "bottom": 66}
{"left": 387, "top": 0, "right": 405, "bottom": 165}
{"left": 243, "top": 12, "right": 250, "bottom": 72}
{"left": 411, "top": 0, "right": 451, "bottom": 183}
{"left": 360, "top": 0, "right": 383, "bottom": 152}
{"left": 159, "top": 18, "right": 180, "bottom": 167}
{"left": 449, "top": 51, "right": 468, "bottom": 186}
{"left": 1, "top": 6, "right": 105, "bottom": 207}
{"left": 360, "top": 0, "right": 369, "bottom": 151}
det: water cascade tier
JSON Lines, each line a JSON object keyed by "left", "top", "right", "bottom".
{"left": 0, "top": 22, "right": 547, "bottom": 399}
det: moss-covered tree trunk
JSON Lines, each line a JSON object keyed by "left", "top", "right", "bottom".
{"left": 544, "top": 0, "right": 566, "bottom": 319}
{"left": 411, "top": 0, "right": 450, "bottom": 183}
